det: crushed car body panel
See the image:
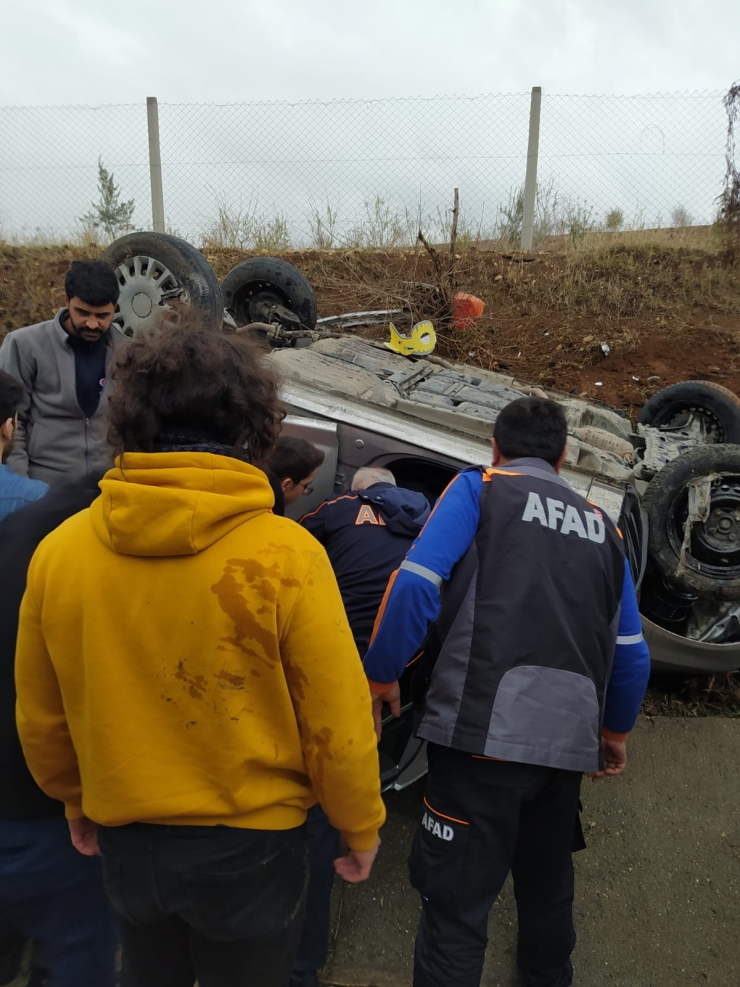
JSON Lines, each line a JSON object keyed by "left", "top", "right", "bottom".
{"left": 270, "top": 334, "right": 740, "bottom": 674}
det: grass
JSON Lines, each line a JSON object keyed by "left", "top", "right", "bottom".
{"left": 200, "top": 197, "right": 291, "bottom": 252}
{"left": 492, "top": 228, "right": 740, "bottom": 322}
{"left": 287, "top": 225, "right": 740, "bottom": 327}
{"left": 643, "top": 673, "right": 740, "bottom": 717}
{"left": 3, "top": 223, "right": 739, "bottom": 369}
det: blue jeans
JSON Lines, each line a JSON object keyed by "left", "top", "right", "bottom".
{"left": 0, "top": 816, "right": 117, "bottom": 987}
{"left": 98, "top": 822, "right": 308, "bottom": 987}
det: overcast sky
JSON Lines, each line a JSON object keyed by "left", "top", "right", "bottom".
{"left": 0, "top": 0, "right": 737, "bottom": 106}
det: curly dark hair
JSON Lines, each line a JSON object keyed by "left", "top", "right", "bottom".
{"left": 108, "top": 327, "right": 285, "bottom": 461}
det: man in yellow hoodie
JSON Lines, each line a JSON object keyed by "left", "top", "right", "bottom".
{"left": 15, "top": 327, "right": 385, "bottom": 987}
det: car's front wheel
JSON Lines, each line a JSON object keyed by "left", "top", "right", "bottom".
{"left": 643, "top": 444, "right": 740, "bottom": 600}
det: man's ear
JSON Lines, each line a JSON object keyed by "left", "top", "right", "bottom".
{"left": 280, "top": 477, "right": 292, "bottom": 492}
{"left": 553, "top": 447, "right": 568, "bottom": 474}
{"left": 491, "top": 438, "right": 502, "bottom": 466}
{"left": 0, "top": 417, "right": 13, "bottom": 441}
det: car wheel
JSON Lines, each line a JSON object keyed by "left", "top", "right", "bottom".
{"left": 102, "top": 232, "right": 224, "bottom": 337}
{"left": 221, "top": 257, "right": 318, "bottom": 329}
{"left": 643, "top": 444, "right": 740, "bottom": 600}
{"left": 638, "top": 380, "right": 740, "bottom": 444}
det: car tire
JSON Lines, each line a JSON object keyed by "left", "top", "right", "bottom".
{"left": 221, "top": 257, "right": 318, "bottom": 329}
{"left": 102, "top": 232, "right": 224, "bottom": 337}
{"left": 643, "top": 444, "right": 740, "bottom": 600}
{"left": 637, "top": 380, "right": 740, "bottom": 444}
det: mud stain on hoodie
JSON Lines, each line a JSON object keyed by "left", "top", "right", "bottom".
{"left": 307, "top": 727, "right": 334, "bottom": 788}
{"left": 214, "top": 669, "right": 245, "bottom": 689}
{"left": 211, "top": 559, "right": 279, "bottom": 666}
{"left": 282, "top": 656, "right": 309, "bottom": 702}
{"left": 175, "top": 660, "right": 208, "bottom": 701}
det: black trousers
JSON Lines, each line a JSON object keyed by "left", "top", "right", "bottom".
{"left": 409, "top": 744, "right": 582, "bottom": 987}
{"left": 98, "top": 822, "right": 308, "bottom": 987}
{"left": 290, "top": 804, "right": 340, "bottom": 985}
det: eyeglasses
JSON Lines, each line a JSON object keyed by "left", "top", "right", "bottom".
{"left": 298, "top": 481, "right": 314, "bottom": 496}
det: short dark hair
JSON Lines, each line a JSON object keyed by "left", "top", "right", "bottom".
{"left": 0, "top": 369, "right": 24, "bottom": 424}
{"left": 266, "top": 436, "right": 325, "bottom": 483}
{"left": 65, "top": 260, "right": 120, "bottom": 307}
{"left": 108, "top": 327, "right": 285, "bottom": 460}
{"left": 493, "top": 397, "right": 568, "bottom": 466}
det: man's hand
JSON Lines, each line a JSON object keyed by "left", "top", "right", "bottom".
{"left": 371, "top": 681, "right": 401, "bottom": 740}
{"left": 68, "top": 816, "right": 100, "bottom": 856}
{"left": 588, "top": 737, "right": 627, "bottom": 782}
{"left": 334, "top": 838, "right": 380, "bottom": 883}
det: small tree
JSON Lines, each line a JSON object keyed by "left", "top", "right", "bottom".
{"left": 604, "top": 208, "right": 624, "bottom": 232}
{"left": 497, "top": 186, "right": 525, "bottom": 245}
{"left": 81, "top": 158, "right": 135, "bottom": 239}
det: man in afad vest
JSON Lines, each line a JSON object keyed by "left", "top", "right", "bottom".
{"left": 363, "top": 397, "right": 651, "bottom": 987}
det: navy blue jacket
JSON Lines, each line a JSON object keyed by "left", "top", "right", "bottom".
{"left": 300, "top": 483, "right": 431, "bottom": 655}
{"left": 0, "top": 475, "right": 102, "bottom": 818}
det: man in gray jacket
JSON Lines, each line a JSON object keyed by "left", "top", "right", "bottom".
{"left": 0, "top": 260, "right": 127, "bottom": 485}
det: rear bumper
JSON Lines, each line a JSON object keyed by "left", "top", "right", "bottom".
{"left": 643, "top": 615, "right": 740, "bottom": 674}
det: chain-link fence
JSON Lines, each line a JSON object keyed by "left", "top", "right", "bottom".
{"left": 0, "top": 91, "right": 729, "bottom": 247}
{"left": 0, "top": 103, "right": 151, "bottom": 241}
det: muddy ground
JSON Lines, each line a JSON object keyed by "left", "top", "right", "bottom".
{"left": 325, "top": 717, "right": 740, "bottom": 987}
{"left": 2, "top": 241, "right": 740, "bottom": 417}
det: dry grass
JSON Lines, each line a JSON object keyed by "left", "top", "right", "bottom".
{"left": 0, "top": 242, "right": 96, "bottom": 337}
{"left": 643, "top": 673, "right": 740, "bottom": 718}
{"left": 469, "top": 228, "right": 740, "bottom": 322}
{"left": 248, "top": 228, "right": 740, "bottom": 341}
{"left": 3, "top": 230, "right": 740, "bottom": 394}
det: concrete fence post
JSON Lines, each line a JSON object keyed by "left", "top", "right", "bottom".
{"left": 520, "top": 86, "right": 542, "bottom": 252}
{"left": 146, "top": 97, "right": 166, "bottom": 234}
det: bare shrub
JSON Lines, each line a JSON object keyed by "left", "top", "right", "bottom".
{"left": 306, "top": 198, "right": 341, "bottom": 249}
{"left": 343, "top": 197, "right": 413, "bottom": 249}
{"left": 717, "top": 81, "right": 740, "bottom": 259}
{"left": 203, "top": 197, "right": 291, "bottom": 252}
{"left": 670, "top": 205, "right": 694, "bottom": 228}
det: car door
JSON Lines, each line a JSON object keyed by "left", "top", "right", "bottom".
{"left": 278, "top": 415, "right": 339, "bottom": 520}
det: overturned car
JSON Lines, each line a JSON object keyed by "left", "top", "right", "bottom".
{"left": 103, "top": 235, "right": 740, "bottom": 688}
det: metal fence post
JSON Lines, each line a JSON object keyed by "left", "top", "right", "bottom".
{"left": 146, "top": 97, "right": 165, "bottom": 233}
{"left": 520, "top": 86, "right": 542, "bottom": 252}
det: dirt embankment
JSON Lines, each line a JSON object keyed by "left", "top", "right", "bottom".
{"left": 2, "top": 239, "right": 740, "bottom": 415}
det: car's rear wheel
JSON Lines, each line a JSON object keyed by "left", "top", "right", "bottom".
{"left": 102, "top": 232, "right": 223, "bottom": 337}
{"left": 221, "top": 257, "right": 318, "bottom": 330}
{"left": 643, "top": 444, "right": 740, "bottom": 600}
